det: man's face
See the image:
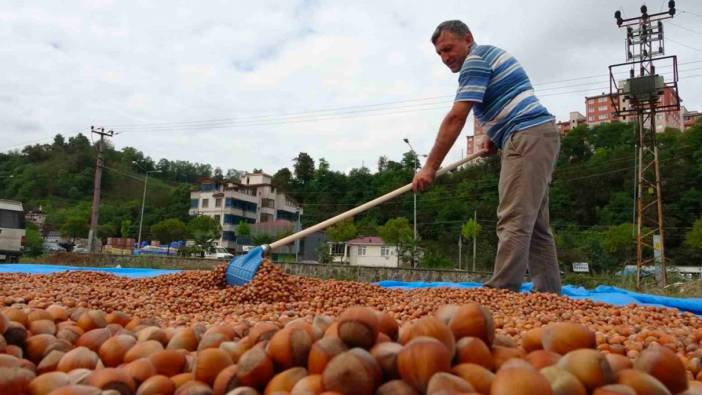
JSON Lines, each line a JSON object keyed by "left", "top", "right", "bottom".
{"left": 434, "top": 31, "right": 472, "bottom": 73}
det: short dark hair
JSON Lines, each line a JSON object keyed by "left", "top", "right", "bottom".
{"left": 431, "top": 20, "right": 471, "bottom": 44}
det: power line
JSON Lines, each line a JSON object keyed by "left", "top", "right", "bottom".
{"left": 667, "top": 37, "right": 702, "bottom": 53}
{"left": 2, "top": 70, "right": 701, "bottom": 152}
{"left": 668, "top": 22, "right": 702, "bottom": 36}
{"left": 3, "top": 65, "right": 701, "bottom": 151}
{"left": 680, "top": 9, "right": 702, "bottom": 18}
{"left": 109, "top": 60, "right": 702, "bottom": 130}
{"left": 111, "top": 71, "right": 702, "bottom": 134}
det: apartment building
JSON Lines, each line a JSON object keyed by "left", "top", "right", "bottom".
{"left": 586, "top": 87, "right": 682, "bottom": 131}
{"left": 683, "top": 107, "right": 702, "bottom": 130}
{"left": 466, "top": 115, "right": 486, "bottom": 156}
{"left": 585, "top": 93, "right": 621, "bottom": 126}
{"left": 189, "top": 172, "right": 303, "bottom": 250}
{"left": 556, "top": 111, "right": 587, "bottom": 135}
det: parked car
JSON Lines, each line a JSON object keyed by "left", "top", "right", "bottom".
{"left": 204, "top": 247, "right": 234, "bottom": 260}
{"left": 0, "top": 199, "right": 26, "bottom": 262}
{"left": 73, "top": 245, "right": 89, "bottom": 254}
{"left": 43, "top": 241, "right": 67, "bottom": 252}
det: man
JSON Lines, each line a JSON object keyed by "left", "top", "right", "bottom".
{"left": 412, "top": 20, "right": 561, "bottom": 294}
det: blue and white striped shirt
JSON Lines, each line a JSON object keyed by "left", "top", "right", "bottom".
{"left": 455, "top": 43, "right": 554, "bottom": 149}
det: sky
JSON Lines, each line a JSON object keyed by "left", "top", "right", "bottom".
{"left": 2, "top": 0, "right": 702, "bottom": 175}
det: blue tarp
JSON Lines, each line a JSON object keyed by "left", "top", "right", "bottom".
{"left": 2, "top": 265, "right": 700, "bottom": 315}
{"left": 0, "top": 264, "right": 180, "bottom": 278}
{"left": 377, "top": 280, "right": 702, "bottom": 315}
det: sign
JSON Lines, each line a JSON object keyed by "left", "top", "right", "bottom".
{"left": 653, "top": 234, "right": 662, "bottom": 265}
{"left": 572, "top": 262, "right": 590, "bottom": 273}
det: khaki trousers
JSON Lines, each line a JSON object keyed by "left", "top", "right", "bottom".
{"left": 483, "top": 121, "right": 562, "bottom": 294}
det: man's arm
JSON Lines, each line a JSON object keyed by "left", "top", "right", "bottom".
{"left": 412, "top": 100, "right": 472, "bottom": 192}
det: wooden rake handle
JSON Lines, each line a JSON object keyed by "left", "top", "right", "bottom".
{"left": 265, "top": 151, "right": 484, "bottom": 253}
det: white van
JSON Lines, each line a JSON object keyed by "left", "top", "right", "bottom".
{"left": 0, "top": 199, "right": 26, "bottom": 262}
{"left": 204, "top": 247, "right": 234, "bottom": 260}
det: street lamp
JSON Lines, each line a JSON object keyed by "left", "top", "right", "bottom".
{"left": 133, "top": 162, "right": 161, "bottom": 248}
{"left": 402, "top": 138, "right": 426, "bottom": 268}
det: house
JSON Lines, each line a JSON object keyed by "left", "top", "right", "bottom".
{"left": 331, "top": 236, "right": 399, "bottom": 268}
{"left": 189, "top": 172, "right": 303, "bottom": 252}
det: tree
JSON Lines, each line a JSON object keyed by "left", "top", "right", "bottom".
{"left": 318, "top": 158, "right": 331, "bottom": 173}
{"left": 187, "top": 216, "right": 221, "bottom": 256}
{"left": 356, "top": 217, "right": 378, "bottom": 237}
{"left": 60, "top": 212, "right": 89, "bottom": 241}
{"left": 213, "top": 167, "right": 224, "bottom": 183}
{"left": 461, "top": 218, "right": 481, "bottom": 270}
{"left": 602, "top": 223, "right": 635, "bottom": 266}
{"left": 293, "top": 152, "right": 315, "bottom": 184}
{"left": 236, "top": 221, "right": 251, "bottom": 236}
{"left": 23, "top": 224, "right": 44, "bottom": 257}
{"left": 97, "top": 223, "right": 116, "bottom": 239}
{"left": 272, "top": 168, "right": 293, "bottom": 191}
{"left": 326, "top": 219, "right": 358, "bottom": 263}
{"left": 685, "top": 219, "right": 702, "bottom": 251}
{"left": 377, "top": 156, "right": 389, "bottom": 172}
{"left": 151, "top": 218, "right": 187, "bottom": 252}
{"left": 225, "top": 168, "right": 243, "bottom": 182}
{"left": 120, "top": 219, "right": 133, "bottom": 238}
{"left": 378, "top": 217, "right": 413, "bottom": 266}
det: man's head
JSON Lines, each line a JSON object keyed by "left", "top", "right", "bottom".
{"left": 431, "top": 20, "right": 473, "bottom": 73}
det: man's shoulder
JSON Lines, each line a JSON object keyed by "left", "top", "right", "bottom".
{"left": 472, "top": 44, "right": 505, "bottom": 56}
{"left": 472, "top": 44, "right": 510, "bottom": 65}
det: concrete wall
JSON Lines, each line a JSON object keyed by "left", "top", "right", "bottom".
{"left": 276, "top": 261, "right": 489, "bottom": 283}
{"left": 33, "top": 253, "right": 490, "bottom": 283}
{"left": 41, "top": 252, "right": 225, "bottom": 270}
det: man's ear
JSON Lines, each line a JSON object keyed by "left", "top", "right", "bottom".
{"left": 465, "top": 33, "right": 473, "bottom": 45}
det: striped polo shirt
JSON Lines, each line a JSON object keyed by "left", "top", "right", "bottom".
{"left": 455, "top": 43, "right": 554, "bottom": 149}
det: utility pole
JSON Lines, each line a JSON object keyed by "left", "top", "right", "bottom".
{"left": 88, "top": 126, "right": 114, "bottom": 253}
{"left": 403, "top": 138, "right": 419, "bottom": 268}
{"left": 457, "top": 232, "right": 462, "bottom": 270}
{"left": 472, "top": 210, "right": 477, "bottom": 272}
{"left": 611, "top": 2, "right": 678, "bottom": 288}
{"left": 137, "top": 169, "right": 161, "bottom": 248}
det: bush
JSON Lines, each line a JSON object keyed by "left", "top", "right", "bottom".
{"left": 23, "top": 224, "right": 44, "bottom": 257}
{"left": 419, "top": 248, "right": 454, "bottom": 269}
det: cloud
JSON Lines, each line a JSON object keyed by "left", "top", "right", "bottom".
{"left": 1, "top": 0, "right": 700, "bottom": 175}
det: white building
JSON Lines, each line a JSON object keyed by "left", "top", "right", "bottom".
{"left": 189, "top": 172, "right": 302, "bottom": 250}
{"left": 339, "top": 236, "right": 399, "bottom": 267}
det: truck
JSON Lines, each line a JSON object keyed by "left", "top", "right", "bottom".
{"left": 0, "top": 199, "right": 26, "bottom": 262}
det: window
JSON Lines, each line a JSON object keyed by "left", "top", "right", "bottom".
{"left": 589, "top": 116, "right": 594, "bottom": 121}
{"left": 381, "top": 246, "right": 390, "bottom": 257}
{"left": 225, "top": 198, "right": 257, "bottom": 212}
{"left": 201, "top": 199, "right": 209, "bottom": 208}
{"left": 358, "top": 246, "right": 367, "bottom": 256}
{"left": 190, "top": 199, "right": 198, "bottom": 208}
{"left": 0, "top": 209, "right": 24, "bottom": 229}
{"left": 224, "top": 214, "right": 255, "bottom": 225}
{"left": 277, "top": 209, "right": 299, "bottom": 222}
{"left": 214, "top": 215, "right": 221, "bottom": 224}
{"left": 260, "top": 213, "right": 274, "bottom": 222}
{"left": 330, "top": 243, "right": 345, "bottom": 256}
{"left": 599, "top": 97, "right": 607, "bottom": 103}
{"left": 598, "top": 106, "right": 607, "bottom": 111}
{"left": 599, "top": 114, "right": 608, "bottom": 120}
{"left": 215, "top": 198, "right": 222, "bottom": 208}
